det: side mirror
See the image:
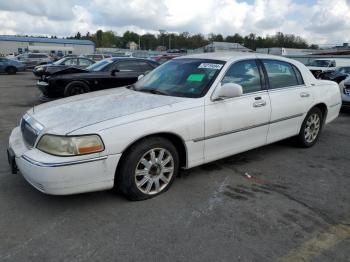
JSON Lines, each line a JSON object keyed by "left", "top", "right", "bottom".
{"left": 212, "top": 83, "right": 243, "bottom": 101}
{"left": 111, "top": 69, "right": 120, "bottom": 76}
{"left": 138, "top": 74, "right": 145, "bottom": 81}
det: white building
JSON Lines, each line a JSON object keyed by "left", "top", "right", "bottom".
{"left": 0, "top": 35, "right": 95, "bottom": 56}
{"left": 204, "top": 42, "right": 252, "bottom": 52}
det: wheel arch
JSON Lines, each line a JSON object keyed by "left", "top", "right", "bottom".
{"left": 311, "top": 102, "right": 328, "bottom": 125}
{"left": 5, "top": 66, "right": 17, "bottom": 72}
{"left": 116, "top": 132, "right": 188, "bottom": 172}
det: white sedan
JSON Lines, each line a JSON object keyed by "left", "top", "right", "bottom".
{"left": 8, "top": 52, "right": 341, "bottom": 200}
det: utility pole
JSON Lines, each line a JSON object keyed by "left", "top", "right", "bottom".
{"left": 169, "top": 34, "right": 171, "bottom": 50}
{"left": 138, "top": 35, "right": 141, "bottom": 50}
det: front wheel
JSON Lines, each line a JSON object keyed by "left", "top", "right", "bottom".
{"left": 6, "top": 66, "right": 17, "bottom": 75}
{"left": 296, "top": 107, "right": 323, "bottom": 148}
{"left": 116, "top": 137, "right": 179, "bottom": 201}
{"left": 64, "top": 81, "right": 89, "bottom": 97}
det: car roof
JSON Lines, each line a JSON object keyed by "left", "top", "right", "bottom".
{"left": 175, "top": 51, "right": 299, "bottom": 64}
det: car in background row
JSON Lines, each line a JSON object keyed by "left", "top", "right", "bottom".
{"left": 16, "top": 53, "right": 53, "bottom": 68}
{"left": 33, "top": 57, "right": 95, "bottom": 78}
{"left": 37, "top": 58, "right": 159, "bottom": 98}
{"left": 7, "top": 53, "right": 341, "bottom": 200}
{"left": 307, "top": 59, "right": 336, "bottom": 77}
{"left": 151, "top": 55, "right": 178, "bottom": 64}
{"left": 0, "top": 58, "right": 26, "bottom": 74}
{"left": 85, "top": 54, "right": 112, "bottom": 61}
{"left": 338, "top": 79, "right": 350, "bottom": 109}
{"left": 318, "top": 66, "right": 350, "bottom": 83}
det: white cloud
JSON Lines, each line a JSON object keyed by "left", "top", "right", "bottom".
{"left": 0, "top": 0, "right": 349, "bottom": 45}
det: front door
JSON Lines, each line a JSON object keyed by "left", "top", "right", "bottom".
{"left": 204, "top": 59, "right": 271, "bottom": 162}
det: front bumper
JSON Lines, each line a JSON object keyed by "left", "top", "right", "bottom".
{"left": 8, "top": 127, "right": 120, "bottom": 195}
{"left": 37, "top": 81, "right": 49, "bottom": 96}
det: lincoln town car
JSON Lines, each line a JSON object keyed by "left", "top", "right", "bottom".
{"left": 8, "top": 52, "right": 341, "bottom": 200}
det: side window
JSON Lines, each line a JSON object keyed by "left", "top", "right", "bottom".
{"left": 292, "top": 65, "right": 304, "bottom": 85}
{"left": 222, "top": 60, "right": 262, "bottom": 94}
{"left": 79, "top": 59, "right": 93, "bottom": 66}
{"left": 262, "top": 60, "right": 299, "bottom": 89}
{"left": 138, "top": 61, "right": 153, "bottom": 72}
{"left": 64, "top": 59, "right": 78, "bottom": 66}
{"left": 114, "top": 61, "right": 140, "bottom": 71}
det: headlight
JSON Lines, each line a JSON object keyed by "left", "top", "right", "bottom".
{"left": 36, "top": 134, "right": 104, "bottom": 156}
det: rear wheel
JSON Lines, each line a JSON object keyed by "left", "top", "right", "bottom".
{"left": 296, "top": 107, "right": 323, "bottom": 148}
{"left": 6, "top": 66, "right": 17, "bottom": 75}
{"left": 64, "top": 81, "right": 89, "bottom": 97}
{"left": 116, "top": 137, "right": 179, "bottom": 201}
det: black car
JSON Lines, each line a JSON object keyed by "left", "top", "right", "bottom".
{"left": 318, "top": 66, "right": 350, "bottom": 83}
{"left": 33, "top": 57, "right": 95, "bottom": 78}
{"left": 37, "top": 58, "right": 159, "bottom": 98}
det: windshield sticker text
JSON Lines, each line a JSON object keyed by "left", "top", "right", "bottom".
{"left": 198, "top": 63, "right": 223, "bottom": 70}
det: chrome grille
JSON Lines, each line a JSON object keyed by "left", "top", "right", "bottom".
{"left": 21, "top": 118, "right": 38, "bottom": 147}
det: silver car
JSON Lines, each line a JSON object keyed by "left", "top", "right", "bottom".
{"left": 16, "top": 53, "right": 52, "bottom": 68}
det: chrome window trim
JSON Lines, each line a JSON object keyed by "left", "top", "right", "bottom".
{"left": 21, "top": 155, "right": 108, "bottom": 167}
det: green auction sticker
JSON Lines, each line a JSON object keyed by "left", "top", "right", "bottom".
{"left": 187, "top": 74, "right": 205, "bottom": 82}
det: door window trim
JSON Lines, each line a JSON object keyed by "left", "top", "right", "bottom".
{"left": 260, "top": 59, "right": 306, "bottom": 90}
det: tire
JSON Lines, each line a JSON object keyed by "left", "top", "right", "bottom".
{"left": 116, "top": 137, "right": 179, "bottom": 201}
{"left": 6, "top": 66, "right": 17, "bottom": 75}
{"left": 64, "top": 81, "right": 89, "bottom": 97}
{"left": 296, "top": 107, "right": 323, "bottom": 148}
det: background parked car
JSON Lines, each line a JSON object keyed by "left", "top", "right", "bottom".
{"left": 151, "top": 55, "right": 178, "bottom": 64}
{"left": 338, "top": 79, "right": 350, "bottom": 109}
{"left": 16, "top": 53, "right": 53, "bottom": 68}
{"left": 0, "top": 57, "right": 26, "bottom": 74}
{"left": 85, "top": 54, "right": 112, "bottom": 61}
{"left": 33, "top": 57, "right": 95, "bottom": 78}
{"left": 318, "top": 66, "right": 350, "bottom": 83}
{"left": 37, "top": 58, "right": 159, "bottom": 98}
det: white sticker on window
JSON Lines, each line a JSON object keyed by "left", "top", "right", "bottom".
{"left": 198, "top": 63, "right": 223, "bottom": 70}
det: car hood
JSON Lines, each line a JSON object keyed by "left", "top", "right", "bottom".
{"left": 28, "top": 87, "right": 188, "bottom": 134}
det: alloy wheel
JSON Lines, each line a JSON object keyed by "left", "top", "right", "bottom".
{"left": 134, "top": 148, "right": 174, "bottom": 195}
{"left": 304, "top": 113, "right": 321, "bottom": 143}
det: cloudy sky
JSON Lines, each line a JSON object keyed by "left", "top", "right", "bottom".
{"left": 0, "top": 0, "right": 349, "bottom": 45}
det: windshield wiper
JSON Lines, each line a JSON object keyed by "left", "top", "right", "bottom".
{"left": 137, "top": 89, "right": 169, "bottom": 96}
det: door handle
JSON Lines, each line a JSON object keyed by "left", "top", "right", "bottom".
{"left": 253, "top": 101, "right": 266, "bottom": 107}
{"left": 300, "top": 92, "right": 310, "bottom": 98}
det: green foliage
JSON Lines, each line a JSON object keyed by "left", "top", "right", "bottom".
{"left": 70, "top": 30, "right": 316, "bottom": 50}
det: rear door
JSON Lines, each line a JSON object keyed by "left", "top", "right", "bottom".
{"left": 261, "top": 59, "right": 314, "bottom": 143}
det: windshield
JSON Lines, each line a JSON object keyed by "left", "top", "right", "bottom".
{"left": 133, "top": 59, "right": 225, "bottom": 98}
{"left": 86, "top": 59, "right": 114, "bottom": 71}
{"left": 308, "top": 60, "right": 332, "bottom": 67}
{"left": 53, "top": 58, "right": 66, "bottom": 65}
